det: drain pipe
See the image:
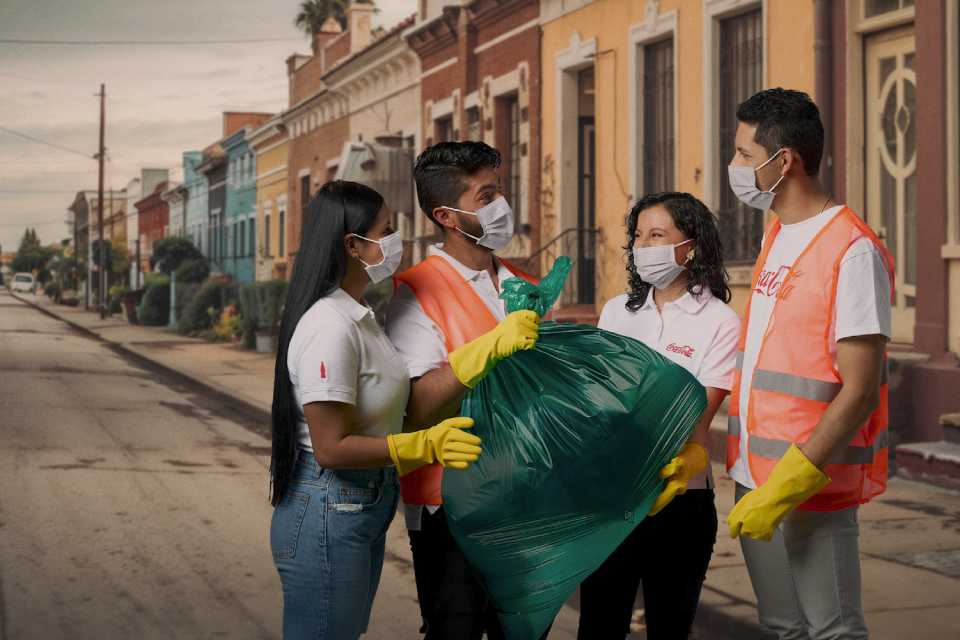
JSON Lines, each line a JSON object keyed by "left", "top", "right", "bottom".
{"left": 814, "top": 0, "right": 833, "bottom": 195}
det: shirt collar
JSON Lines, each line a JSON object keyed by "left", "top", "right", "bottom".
{"left": 641, "top": 285, "right": 713, "bottom": 314}
{"left": 327, "top": 287, "right": 373, "bottom": 322}
{"left": 428, "top": 243, "right": 506, "bottom": 282}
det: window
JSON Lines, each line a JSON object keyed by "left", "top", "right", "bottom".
{"left": 467, "top": 107, "right": 481, "bottom": 141}
{"left": 248, "top": 218, "right": 255, "bottom": 257}
{"left": 642, "top": 37, "right": 675, "bottom": 193}
{"left": 502, "top": 96, "right": 522, "bottom": 222}
{"left": 436, "top": 116, "right": 454, "bottom": 143}
{"left": 279, "top": 209, "right": 286, "bottom": 257}
{"left": 300, "top": 174, "right": 311, "bottom": 219}
{"left": 865, "top": 0, "right": 914, "bottom": 18}
{"left": 718, "top": 8, "right": 763, "bottom": 262}
{"left": 265, "top": 213, "right": 271, "bottom": 256}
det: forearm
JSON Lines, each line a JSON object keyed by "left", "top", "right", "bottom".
{"left": 309, "top": 432, "right": 392, "bottom": 470}
{"left": 799, "top": 386, "right": 879, "bottom": 469}
{"left": 405, "top": 365, "right": 468, "bottom": 429}
{"left": 689, "top": 389, "right": 726, "bottom": 450}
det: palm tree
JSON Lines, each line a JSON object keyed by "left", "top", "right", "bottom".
{"left": 294, "top": 0, "right": 349, "bottom": 36}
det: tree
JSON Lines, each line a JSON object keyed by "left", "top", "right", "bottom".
{"left": 11, "top": 228, "right": 56, "bottom": 278}
{"left": 150, "top": 237, "right": 203, "bottom": 274}
{"left": 294, "top": 0, "right": 350, "bottom": 35}
{"left": 91, "top": 238, "right": 114, "bottom": 270}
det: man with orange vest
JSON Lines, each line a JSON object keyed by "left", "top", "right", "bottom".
{"left": 385, "top": 141, "right": 540, "bottom": 639}
{"left": 725, "top": 89, "right": 893, "bottom": 639}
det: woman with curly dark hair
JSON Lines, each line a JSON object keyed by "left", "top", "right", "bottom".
{"left": 577, "top": 192, "right": 740, "bottom": 640}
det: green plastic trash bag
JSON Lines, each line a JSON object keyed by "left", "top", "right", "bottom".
{"left": 442, "top": 257, "right": 707, "bottom": 640}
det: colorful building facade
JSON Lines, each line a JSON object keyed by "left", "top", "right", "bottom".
{"left": 249, "top": 116, "right": 289, "bottom": 281}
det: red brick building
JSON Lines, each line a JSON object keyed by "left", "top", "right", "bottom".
{"left": 405, "top": 0, "right": 542, "bottom": 267}
{"left": 135, "top": 181, "right": 169, "bottom": 273}
{"left": 281, "top": 9, "right": 369, "bottom": 261}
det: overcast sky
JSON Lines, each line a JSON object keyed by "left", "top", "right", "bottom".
{"left": 0, "top": 0, "right": 417, "bottom": 253}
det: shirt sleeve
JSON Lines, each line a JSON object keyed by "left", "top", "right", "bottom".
{"left": 697, "top": 310, "right": 741, "bottom": 391}
{"left": 834, "top": 238, "right": 892, "bottom": 341}
{"left": 289, "top": 313, "right": 359, "bottom": 406}
{"left": 384, "top": 283, "right": 449, "bottom": 379}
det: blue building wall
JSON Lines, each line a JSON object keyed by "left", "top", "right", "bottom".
{"left": 223, "top": 129, "right": 256, "bottom": 284}
{"left": 182, "top": 151, "right": 207, "bottom": 257}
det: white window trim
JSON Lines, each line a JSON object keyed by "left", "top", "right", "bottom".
{"left": 431, "top": 95, "right": 455, "bottom": 120}
{"left": 946, "top": 0, "right": 959, "bottom": 251}
{"left": 555, "top": 31, "right": 597, "bottom": 234}
{"left": 297, "top": 168, "right": 311, "bottom": 179}
{"left": 701, "top": 0, "right": 767, "bottom": 213}
{"left": 490, "top": 68, "right": 520, "bottom": 99}
{"left": 629, "top": 1, "right": 678, "bottom": 201}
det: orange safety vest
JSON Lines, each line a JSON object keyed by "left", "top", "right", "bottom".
{"left": 393, "top": 255, "right": 538, "bottom": 506}
{"left": 726, "top": 207, "right": 894, "bottom": 512}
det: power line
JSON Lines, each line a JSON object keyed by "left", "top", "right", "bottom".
{"left": 0, "top": 37, "right": 302, "bottom": 46}
{"left": 0, "top": 126, "right": 93, "bottom": 159}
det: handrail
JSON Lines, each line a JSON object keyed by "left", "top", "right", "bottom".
{"left": 520, "top": 227, "right": 598, "bottom": 270}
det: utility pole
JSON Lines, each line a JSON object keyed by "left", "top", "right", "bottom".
{"left": 96, "top": 84, "right": 106, "bottom": 319}
{"left": 135, "top": 238, "right": 141, "bottom": 289}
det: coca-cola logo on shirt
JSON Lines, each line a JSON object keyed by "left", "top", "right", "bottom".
{"left": 753, "top": 265, "right": 802, "bottom": 300}
{"left": 666, "top": 343, "right": 695, "bottom": 358}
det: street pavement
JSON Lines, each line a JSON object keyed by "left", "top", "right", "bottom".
{"left": 3, "top": 289, "right": 960, "bottom": 639}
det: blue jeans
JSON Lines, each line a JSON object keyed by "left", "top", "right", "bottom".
{"left": 271, "top": 451, "right": 399, "bottom": 639}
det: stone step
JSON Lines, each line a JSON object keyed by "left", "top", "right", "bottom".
{"left": 940, "top": 413, "right": 960, "bottom": 445}
{"left": 894, "top": 441, "right": 960, "bottom": 491}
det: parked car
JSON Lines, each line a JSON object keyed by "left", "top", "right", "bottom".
{"left": 11, "top": 272, "right": 35, "bottom": 293}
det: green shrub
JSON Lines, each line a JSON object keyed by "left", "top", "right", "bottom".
{"left": 174, "top": 258, "right": 210, "bottom": 283}
{"left": 174, "top": 282, "right": 202, "bottom": 322}
{"left": 144, "top": 272, "right": 168, "bottom": 287}
{"left": 137, "top": 275, "right": 170, "bottom": 326}
{"left": 238, "top": 284, "right": 259, "bottom": 349}
{"left": 177, "top": 278, "right": 238, "bottom": 335}
{"left": 255, "top": 280, "right": 289, "bottom": 332}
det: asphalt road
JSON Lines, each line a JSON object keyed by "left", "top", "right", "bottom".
{"left": 0, "top": 290, "right": 285, "bottom": 639}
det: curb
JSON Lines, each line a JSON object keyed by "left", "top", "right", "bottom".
{"left": 10, "top": 292, "right": 272, "bottom": 427}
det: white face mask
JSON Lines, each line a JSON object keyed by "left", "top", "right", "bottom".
{"left": 352, "top": 230, "right": 403, "bottom": 284}
{"left": 727, "top": 148, "right": 786, "bottom": 210}
{"left": 444, "top": 196, "right": 515, "bottom": 251}
{"left": 632, "top": 239, "right": 693, "bottom": 290}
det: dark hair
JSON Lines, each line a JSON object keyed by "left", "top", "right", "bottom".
{"left": 736, "top": 88, "right": 824, "bottom": 176}
{"left": 270, "top": 180, "right": 384, "bottom": 506}
{"left": 413, "top": 141, "right": 501, "bottom": 228}
{"left": 625, "top": 192, "right": 732, "bottom": 311}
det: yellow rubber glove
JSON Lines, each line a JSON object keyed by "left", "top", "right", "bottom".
{"left": 448, "top": 310, "right": 540, "bottom": 388}
{"left": 648, "top": 442, "right": 709, "bottom": 516}
{"left": 386, "top": 417, "right": 482, "bottom": 476}
{"left": 727, "top": 444, "right": 830, "bottom": 541}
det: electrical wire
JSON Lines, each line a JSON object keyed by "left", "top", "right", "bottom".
{"left": 0, "top": 37, "right": 301, "bottom": 46}
{"left": 0, "top": 126, "right": 93, "bottom": 159}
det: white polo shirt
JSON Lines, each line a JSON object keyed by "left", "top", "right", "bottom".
{"left": 598, "top": 286, "right": 741, "bottom": 490}
{"left": 288, "top": 288, "right": 411, "bottom": 451}
{"left": 384, "top": 244, "right": 515, "bottom": 530}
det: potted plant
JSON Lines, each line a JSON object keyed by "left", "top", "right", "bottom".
{"left": 254, "top": 280, "right": 288, "bottom": 353}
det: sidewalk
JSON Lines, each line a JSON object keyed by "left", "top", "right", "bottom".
{"left": 14, "top": 292, "right": 960, "bottom": 639}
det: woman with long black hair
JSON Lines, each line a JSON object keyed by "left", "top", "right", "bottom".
{"left": 577, "top": 192, "right": 741, "bottom": 639}
{"left": 269, "top": 180, "right": 492, "bottom": 639}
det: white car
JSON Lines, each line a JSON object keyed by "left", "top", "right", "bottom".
{"left": 11, "top": 272, "right": 35, "bottom": 293}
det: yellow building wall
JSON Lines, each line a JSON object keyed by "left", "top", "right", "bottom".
{"left": 541, "top": 0, "right": 816, "bottom": 315}
{"left": 255, "top": 139, "right": 289, "bottom": 281}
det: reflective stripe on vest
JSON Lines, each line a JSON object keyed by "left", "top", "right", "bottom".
{"left": 749, "top": 430, "right": 889, "bottom": 466}
{"left": 726, "top": 207, "right": 894, "bottom": 512}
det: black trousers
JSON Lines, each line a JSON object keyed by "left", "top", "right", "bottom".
{"left": 409, "top": 506, "right": 506, "bottom": 640}
{"left": 577, "top": 490, "right": 718, "bottom": 640}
